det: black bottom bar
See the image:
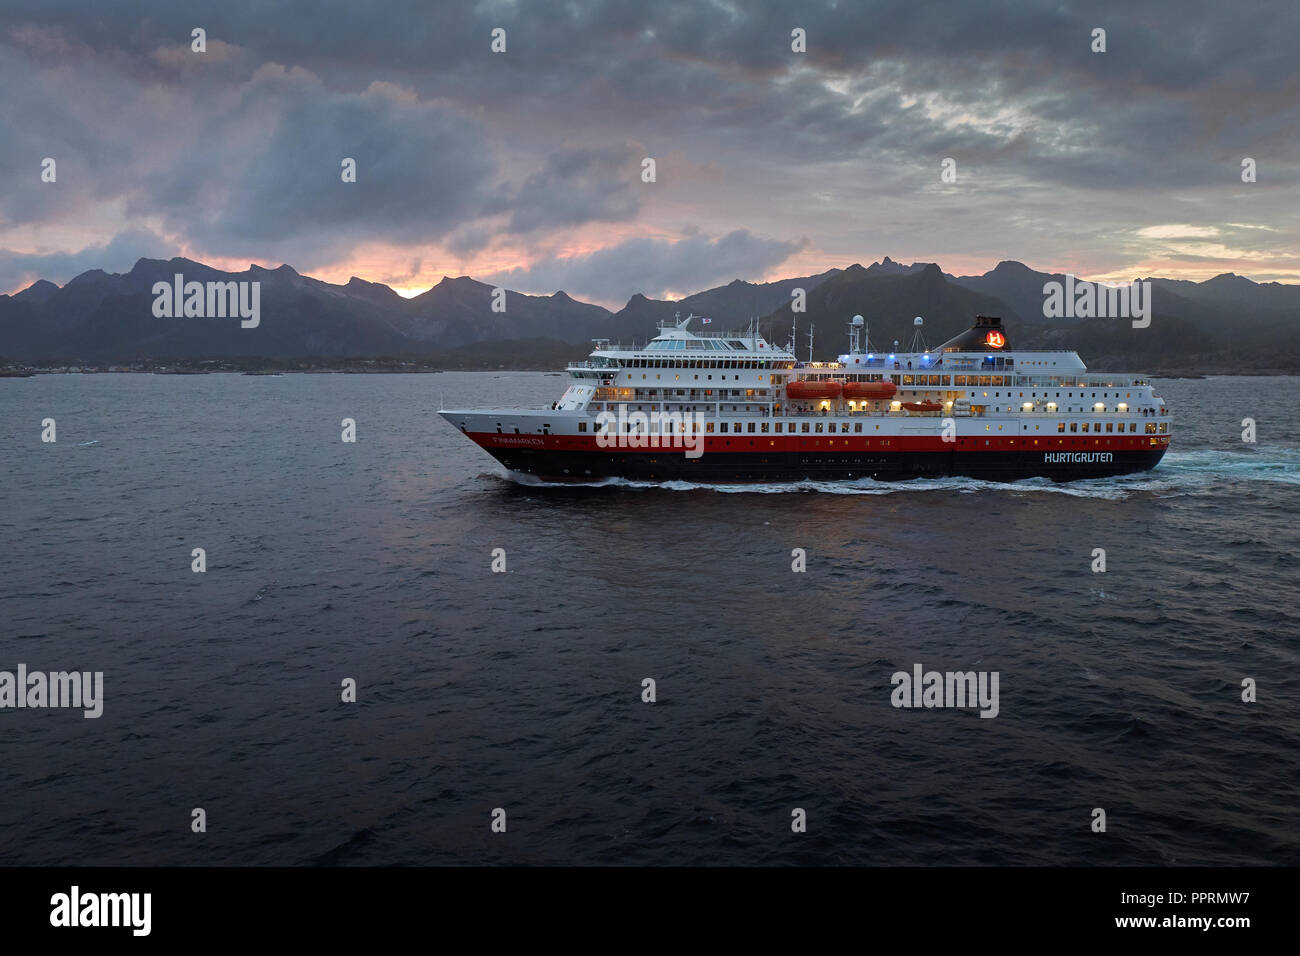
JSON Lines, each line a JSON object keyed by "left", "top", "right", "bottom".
{"left": 0, "top": 865, "right": 1279, "bottom": 943}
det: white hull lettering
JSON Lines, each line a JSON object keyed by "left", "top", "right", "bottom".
{"left": 1044, "top": 452, "right": 1113, "bottom": 463}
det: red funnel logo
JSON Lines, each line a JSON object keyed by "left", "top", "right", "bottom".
{"left": 985, "top": 330, "right": 1005, "bottom": 349}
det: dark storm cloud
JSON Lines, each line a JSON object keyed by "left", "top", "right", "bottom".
{"left": 0, "top": 0, "right": 1296, "bottom": 282}
{"left": 504, "top": 144, "right": 643, "bottom": 235}
{"left": 7, "top": 2, "right": 1295, "bottom": 148}
{"left": 0, "top": 227, "right": 168, "bottom": 291}
{"left": 483, "top": 229, "right": 807, "bottom": 303}
{"left": 138, "top": 67, "right": 496, "bottom": 262}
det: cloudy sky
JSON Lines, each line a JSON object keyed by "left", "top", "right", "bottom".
{"left": 1, "top": 0, "right": 1297, "bottom": 305}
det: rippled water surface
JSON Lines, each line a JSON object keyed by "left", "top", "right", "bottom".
{"left": 1, "top": 372, "right": 1297, "bottom": 865}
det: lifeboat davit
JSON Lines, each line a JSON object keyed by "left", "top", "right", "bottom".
{"left": 842, "top": 381, "right": 897, "bottom": 400}
{"left": 901, "top": 400, "right": 944, "bottom": 412}
{"left": 786, "top": 380, "right": 843, "bottom": 400}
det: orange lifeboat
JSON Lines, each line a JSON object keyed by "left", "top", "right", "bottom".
{"left": 842, "top": 381, "right": 897, "bottom": 400}
{"left": 901, "top": 400, "right": 943, "bottom": 412}
{"left": 786, "top": 380, "right": 843, "bottom": 400}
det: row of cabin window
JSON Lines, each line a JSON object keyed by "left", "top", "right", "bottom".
{"left": 1058, "top": 422, "right": 1141, "bottom": 433}
{"left": 624, "top": 359, "right": 781, "bottom": 369}
{"left": 1058, "top": 422, "right": 1167, "bottom": 434}
{"left": 577, "top": 420, "right": 1167, "bottom": 435}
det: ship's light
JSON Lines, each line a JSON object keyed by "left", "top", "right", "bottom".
{"left": 1047, "top": 402, "right": 1057, "bottom": 409}
{"left": 867, "top": 353, "right": 875, "bottom": 359}
{"left": 890, "top": 401, "right": 901, "bottom": 411}
{"left": 820, "top": 400, "right": 830, "bottom": 410}
{"left": 1094, "top": 402, "right": 1104, "bottom": 410}
{"left": 1023, "top": 402, "right": 1033, "bottom": 409}
{"left": 1117, "top": 402, "right": 1127, "bottom": 410}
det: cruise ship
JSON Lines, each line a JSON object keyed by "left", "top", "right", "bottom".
{"left": 440, "top": 313, "right": 1171, "bottom": 482}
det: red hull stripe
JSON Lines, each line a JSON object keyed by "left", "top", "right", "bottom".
{"left": 468, "top": 432, "right": 1171, "bottom": 454}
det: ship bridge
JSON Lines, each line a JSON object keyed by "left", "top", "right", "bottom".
{"left": 568, "top": 312, "right": 797, "bottom": 371}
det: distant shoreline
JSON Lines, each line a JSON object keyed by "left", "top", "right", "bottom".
{"left": 6, "top": 365, "right": 1297, "bottom": 379}
{"left": 0, "top": 362, "right": 560, "bottom": 375}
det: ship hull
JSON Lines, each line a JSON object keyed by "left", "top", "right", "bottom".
{"left": 479, "top": 445, "right": 1168, "bottom": 483}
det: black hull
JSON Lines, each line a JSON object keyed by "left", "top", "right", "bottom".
{"left": 483, "top": 447, "right": 1169, "bottom": 483}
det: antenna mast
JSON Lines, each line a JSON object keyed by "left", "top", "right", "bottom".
{"left": 909, "top": 316, "right": 927, "bottom": 353}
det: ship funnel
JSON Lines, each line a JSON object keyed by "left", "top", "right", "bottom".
{"left": 935, "top": 315, "right": 1009, "bottom": 352}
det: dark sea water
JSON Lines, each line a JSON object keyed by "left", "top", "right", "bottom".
{"left": 1, "top": 372, "right": 1297, "bottom": 866}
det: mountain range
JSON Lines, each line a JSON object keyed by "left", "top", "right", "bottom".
{"left": 3, "top": 255, "right": 1299, "bottom": 373}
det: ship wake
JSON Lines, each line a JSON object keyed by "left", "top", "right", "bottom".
{"left": 499, "top": 446, "right": 1300, "bottom": 500}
